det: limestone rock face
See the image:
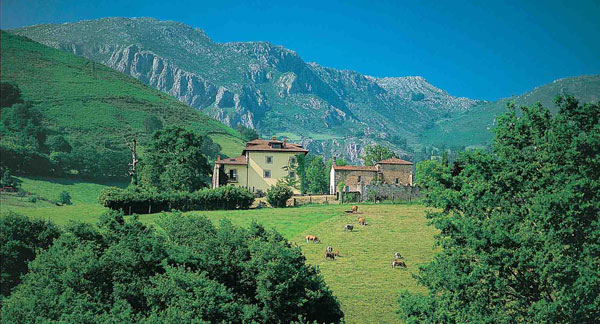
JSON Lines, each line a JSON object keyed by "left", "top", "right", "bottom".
{"left": 13, "top": 17, "right": 487, "bottom": 162}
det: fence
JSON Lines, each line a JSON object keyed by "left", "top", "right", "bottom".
{"left": 289, "top": 195, "right": 338, "bottom": 207}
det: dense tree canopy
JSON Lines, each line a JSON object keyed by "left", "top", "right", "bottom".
{"left": 362, "top": 144, "right": 397, "bottom": 166}
{"left": 140, "top": 127, "right": 212, "bottom": 192}
{"left": 1, "top": 211, "right": 343, "bottom": 323}
{"left": 398, "top": 97, "right": 600, "bottom": 323}
{"left": 236, "top": 124, "right": 259, "bottom": 142}
{"left": 0, "top": 213, "right": 61, "bottom": 297}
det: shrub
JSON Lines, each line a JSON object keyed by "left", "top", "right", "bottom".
{"left": 0, "top": 212, "right": 61, "bottom": 296}
{"left": 266, "top": 183, "right": 293, "bottom": 208}
{"left": 28, "top": 196, "right": 37, "bottom": 203}
{"left": 98, "top": 185, "right": 254, "bottom": 214}
{"left": 59, "top": 191, "right": 72, "bottom": 205}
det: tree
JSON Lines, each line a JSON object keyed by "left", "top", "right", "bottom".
{"left": 398, "top": 97, "right": 600, "bottom": 323}
{"left": 1, "top": 211, "right": 344, "bottom": 323}
{"left": 59, "top": 190, "right": 72, "bottom": 205}
{"left": 0, "top": 167, "right": 20, "bottom": 189}
{"left": 236, "top": 124, "right": 259, "bottom": 142}
{"left": 362, "top": 144, "right": 397, "bottom": 166}
{"left": 0, "top": 212, "right": 61, "bottom": 297}
{"left": 143, "top": 115, "right": 163, "bottom": 135}
{"left": 266, "top": 181, "right": 294, "bottom": 207}
{"left": 306, "top": 156, "right": 328, "bottom": 194}
{"left": 141, "top": 127, "right": 212, "bottom": 192}
{"left": 1, "top": 102, "right": 47, "bottom": 150}
{"left": 47, "top": 135, "right": 72, "bottom": 153}
{"left": 0, "top": 82, "right": 23, "bottom": 108}
{"left": 295, "top": 154, "right": 309, "bottom": 194}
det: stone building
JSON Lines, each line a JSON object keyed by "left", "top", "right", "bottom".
{"left": 329, "top": 157, "right": 413, "bottom": 194}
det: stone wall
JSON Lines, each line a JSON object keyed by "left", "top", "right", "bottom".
{"left": 377, "top": 164, "right": 413, "bottom": 186}
{"left": 359, "top": 183, "right": 420, "bottom": 202}
{"left": 334, "top": 169, "right": 378, "bottom": 192}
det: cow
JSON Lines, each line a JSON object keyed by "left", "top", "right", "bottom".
{"left": 333, "top": 250, "right": 340, "bottom": 257}
{"left": 325, "top": 251, "right": 335, "bottom": 260}
{"left": 392, "top": 260, "right": 407, "bottom": 269}
{"left": 358, "top": 217, "right": 366, "bottom": 225}
{"left": 395, "top": 252, "right": 402, "bottom": 260}
{"left": 351, "top": 205, "right": 359, "bottom": 213}
{"left": 344, "top": 224, "right": 354, "bottom": 231}
{"left": 326, "top": 246, "right": 333, "bottom": 253}
{"left": 305, "top": 235, "right": 320, "bottom": 243}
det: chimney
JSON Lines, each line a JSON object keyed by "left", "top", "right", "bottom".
{"left": 217, "top": 155, "right": 221, "bottom": 161}
{"left": 283, "top": 138, "right": 287, "bottom": 147}
{"left": 272, "top": 136, "right": 277, "bottom": 140}
{"left": 332, "top": 156, "right": 337, "bottom": 165}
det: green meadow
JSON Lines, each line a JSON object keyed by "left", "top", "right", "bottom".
{"left": 1, "top": 177, "right": 437, "bottom": 323}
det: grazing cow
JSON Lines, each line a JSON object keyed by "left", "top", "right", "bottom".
{"left": 344, "top": 224, "right": 354, "bottom": 231}
{"left": 326, "top": 246, "right": 333, "bottom": 253}
{"left": 395, "top": 252, "right": 402, "bottom": 259}
{"left": 392, "top": 260, "right": 407, "bottom": 269}
{"left": 358, "top": 217, "right": 366, "bottom": 225}
{"left": 351, "top": 205, "right": 359, "bottom": 213}
{"left": 325, "top": 251, "right": 335, "bottom": 260}
{"left": 333, "top": 250, "right": 340, "bottom": 257}
{"left": 305, "top": 235, "right": 320, "bottom": 243}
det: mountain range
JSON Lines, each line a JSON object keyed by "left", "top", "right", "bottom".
{"left": 10, "top": 17, "right": 600, "bottom": 161}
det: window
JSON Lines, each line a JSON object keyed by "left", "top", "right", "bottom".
{"left": 290, "top": 156, "right": 296, "bottom": 164}
{"left": 289, "top": 171, "right": 296, "bottom": 178}
{"left": 229, "top": 169, "right": 238, "bottom": 182}
{"left": 264, "top": 170, "right": 271, "bottom": 178}
{"left": 265, "top": 156, "right": 273, "bottom": 164}
{"left": 272, "top": 143, "right": 282, "bottom": 149}
{"left": 395, "top": 178, "right": 399, "bottom": 184}
{"left": 358, "top": 175, "right": 362, "bottom": 183}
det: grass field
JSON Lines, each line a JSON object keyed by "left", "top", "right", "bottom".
{"left": 1, "top": 177, "right": 437, "bottom": 323}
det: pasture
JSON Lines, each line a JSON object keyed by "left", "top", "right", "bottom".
{"left": 1, "top": 177, "right": 438, "bottom": 323}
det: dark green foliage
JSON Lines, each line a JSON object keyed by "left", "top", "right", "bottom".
{"left": 306, "top": 157, "right": 328, "bottom": 194}
{"left": 0, "top": 212, "right": 61, "bottom": 297}
{"left": 1, "top": 211, "right": 343, "bottom": 323}
{"left": 236, "top": 124, "right": 259, "bottom": 142}
{"left": 0, "top": 167, "right": 20, "bottom": 189}
{"left": 143, "top": 115, "right": 163, "bottom": 135}
{"left": 59, "top": 191, "right": 72, "bottom": 205}
{"left": 362, "top": 144, "right": 397, "bottom": 166}
{"left": 98, "top": 185, "right": 254, "bottom": 214}
{"left": 1, "top": 101, "right": 47, "bottom": 150}
{"left": 266, "top": 182, "right": 294, "bottom": 208}
{"left": 141, "top": 127, "right": 212, "bottom": 192}
{"left": 0, "top": 82, "right": 23, "bottom": 108}
{"left": 46, "top": 135, "right": 72, "bottom": 153}
{"left": 398, "top": 96, "right": 600, "bottom": 323}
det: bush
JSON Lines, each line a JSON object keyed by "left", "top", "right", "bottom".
{"left": 266, "top": 183, "right": 293, "bottom": 208}
{"left": 1, "top": 212, "right": 344, "bottom": 323}
{"left": 0, "top": 212, "right": 61, "bottom": 296}
{"left": 99, "top": 185, "right": 254, "bottom": 214}
{"left": 59, "top": 190, "right": 72, "bottom": 205}
{"left": 28, "top": 196, "right": 37, "bottom": 203}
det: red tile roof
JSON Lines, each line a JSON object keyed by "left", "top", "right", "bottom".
{"left": 332, "top": 165, "right": 377, "bottom": 171}
{"left": 242, "top": 139, "right": 308, "bottom": 154}
{"left": 215, "top": 155, "right": 247, "bottom": 165}
{"left": 377, "top": 158, "right": 413, "bottom": 165}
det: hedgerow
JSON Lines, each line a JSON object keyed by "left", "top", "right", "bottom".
{"left": 98, "top": 185, "right": 254, "bottom": 214}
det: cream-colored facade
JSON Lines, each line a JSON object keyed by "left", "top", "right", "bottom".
{"left": 212, "top": 138, "right": 307, "bottom": 194}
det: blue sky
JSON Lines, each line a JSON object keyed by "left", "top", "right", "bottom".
{"left": 2, "top": 0, "right": 599, "bottom": 101}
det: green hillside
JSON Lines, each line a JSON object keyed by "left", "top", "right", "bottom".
{"left": 0, "top": 31, "right": 244, "bottom": 159}
{"left": 420, "top": 75, "right": 600, "bottom": 148}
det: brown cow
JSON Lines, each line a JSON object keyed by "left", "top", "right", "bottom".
{"left": 305, "top": 235, "right": 320, "bottom": 243}
{"left": 358, "top": 217, "right": 366, "bottom": 226}
{"left": 351, "top": 205, "right": 359, "bottom": 213}
{"left": 392, "top": 260, "right": 407, "bottom": 269}
{"left": 333, "top": 250, "right": 340, "bottom": 257}
{"left": 325, "top": 251, "right": 335, "bottom": 260}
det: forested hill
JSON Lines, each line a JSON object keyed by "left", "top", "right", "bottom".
{"left": 420, "top": 74, "right": 600, "bottom": 148}
{"left": 0, "top": 31, "right": 245, "bottom": 179}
